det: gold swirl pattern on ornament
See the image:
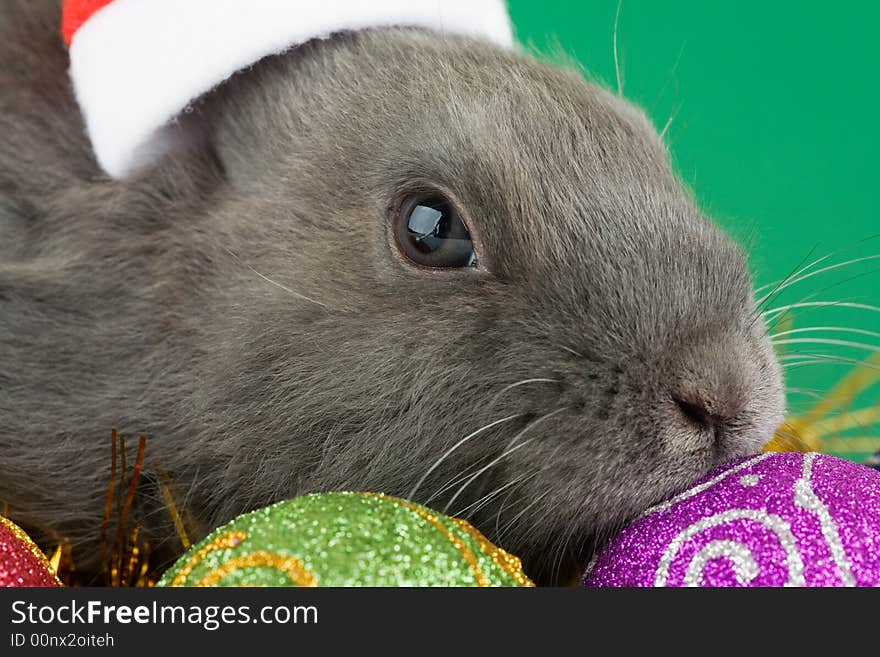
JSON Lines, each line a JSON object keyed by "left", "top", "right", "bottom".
{"left": 197, "top": 551, "right": 317, "bottom": 587}
{"left": 0, "top": 516, "right": 62, "bottom": 585}
{"left": 169, "top": 530, "right": 247, "bottom": 586}
{"left": 452, "top": 518, "right": 535, "bottom": 587}
{"left": 367, "top": 493, "right": 490, "bottom": 587}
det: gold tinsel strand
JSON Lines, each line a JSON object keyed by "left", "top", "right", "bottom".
{"left": 765, "top": 351, "right": 880, "bottom": 453}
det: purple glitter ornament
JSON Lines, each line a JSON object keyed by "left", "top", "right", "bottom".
{"left": 583, "top": 453, "right": 880, "bottom": 587}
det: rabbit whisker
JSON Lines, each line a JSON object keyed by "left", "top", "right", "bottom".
{"left": 767, "top": 254, "right": 880, "bottom": 300}
{"left": 772, "top": 337, "right": 880, "bottom": 353}
{"left": 408, "top": 413, "right": 524, "bottom": 501}
{"left": 487, "top": 378, "right": 559, "bottom": 411}
{"left": 451, "top": 470, "right": 538, "bottom": 519}
{"left": 497, "top": 490, "right": 551, "bottom": 544}
{"left": 764, "top": 300, "right": 880, "bottom": 320}
{"left": 443, "top": 408, "right": 568, "bottom": 514}
{"left": 754, "top": 233, "right": 880, "bottom": 297}
{"left": 613, "top": 0, "right": 624, "bottom": 96}
{"left": 780, "top": 352, "right": 880, "bottom": 372}
{"left": 225, "top": 248, "right": 328, "bottom": 310}
{"left": 770, "top": 325, "right": 880, "bottom": 341}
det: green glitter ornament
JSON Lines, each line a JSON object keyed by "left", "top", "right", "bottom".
{"left": 157, "top": 492, "right": 534, "bottom": 587}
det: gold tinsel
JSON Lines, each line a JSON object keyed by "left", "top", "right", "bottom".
{"left": 765, "top": 350, "right": 880, "bottom": 454}
{"left": 49, "top": 429, "right": 192, "bottom": 587}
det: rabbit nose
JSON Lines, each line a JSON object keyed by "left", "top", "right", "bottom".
{"left": 673, "top": 395, "right": 723, "bottom": 435}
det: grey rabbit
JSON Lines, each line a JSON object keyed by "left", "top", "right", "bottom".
{"left": 0, "top": 0, "right": 784, "bottom": 585}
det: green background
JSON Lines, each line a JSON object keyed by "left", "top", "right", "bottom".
{"left": 508, "top": 1, "right": 879, "bottom": 460}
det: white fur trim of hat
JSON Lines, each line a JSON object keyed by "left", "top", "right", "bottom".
{"left": 62, "top": 0, "right": 514, "bottom": 178}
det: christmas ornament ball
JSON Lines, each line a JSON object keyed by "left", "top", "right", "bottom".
{"left": 0, "top": 516, "right": 60, "bottom": 587}
{"left": 159, "top": 492, "right": 533, "bottom": 587}
{"left": 583, "top": 452, "right": 880, "bottom": 587}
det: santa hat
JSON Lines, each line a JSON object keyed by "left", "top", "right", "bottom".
{"left": 62, "top": 0, "right": 514, "bottom": 178}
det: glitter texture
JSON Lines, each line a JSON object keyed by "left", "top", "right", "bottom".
{"left": 0, "top": 516, "right": 61, "bottom": 587}
{"left": 583, "top": 453, "right": 880, "bottom": 587}
{"left": 158, "top": 492, "right": 533, "bottom": 587}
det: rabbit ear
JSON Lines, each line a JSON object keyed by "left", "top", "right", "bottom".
{"left": 61, "top": 0, "right": 514, "bottom": 180}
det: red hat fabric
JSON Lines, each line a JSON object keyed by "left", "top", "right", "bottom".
{"left": 62, "top": 0, "right": 514, "bottom": 178}
{"left": 62, "top": 0, "right": 114, "bottom": 45}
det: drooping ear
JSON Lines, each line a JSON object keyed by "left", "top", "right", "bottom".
{"left": 61, "top": 0, "right": 514, "bottom": 179}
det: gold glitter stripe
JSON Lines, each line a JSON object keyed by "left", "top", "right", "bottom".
{"left": 367, "top": 493, "right": 489, "bottom": 587}
{"left": 0, "top": 516, "right": 62, "bottom": 586}
{"left": 169, "top": 530, "right": 247, "bottom": 586}
{"left": 452, "top": 518, "right": 535, "bottom": 587}
{"left": 197, "top": 552, "right": 317, "bottom": 587}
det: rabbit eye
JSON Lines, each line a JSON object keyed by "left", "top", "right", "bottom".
{"left": 394, "top": 195, "right": 477, "bottom": 269}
